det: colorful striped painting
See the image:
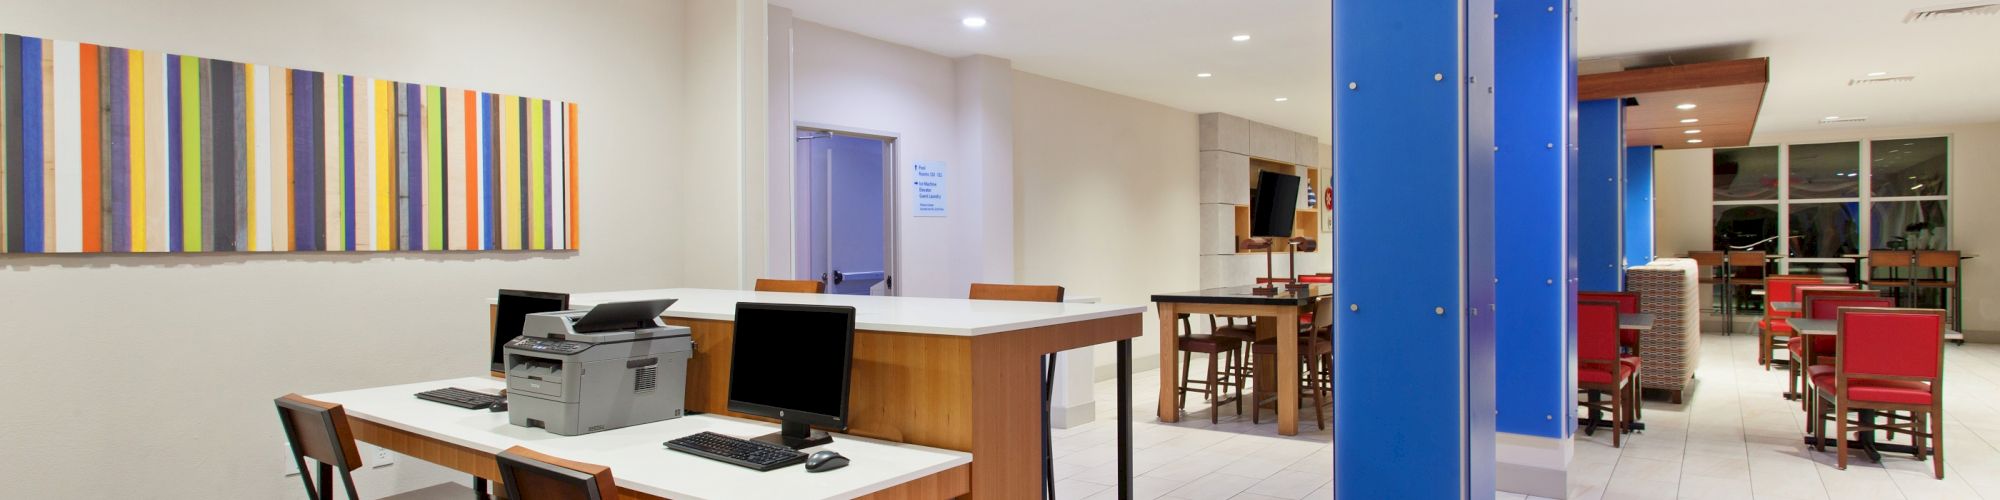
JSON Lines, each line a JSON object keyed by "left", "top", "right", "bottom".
{"left": 0, "top": 33, "right": 578, "bottom": 254}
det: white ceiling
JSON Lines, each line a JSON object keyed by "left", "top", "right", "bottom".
{"left": 769, "top": 0, "right": 1333, "bottom": 141}
{"left": 772, "top": 0, "right": 1999, "bottom": 146}
{"left": 1577, "top": 0, "right": 2000, "bottom": 137}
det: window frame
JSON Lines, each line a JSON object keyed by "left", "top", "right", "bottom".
{"left": 1710, "top": 133, "right": 1952, "bottom": 272}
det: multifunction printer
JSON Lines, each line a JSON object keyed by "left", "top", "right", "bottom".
{"left": 504, "top": 298, "right": 692, "bottom": 436}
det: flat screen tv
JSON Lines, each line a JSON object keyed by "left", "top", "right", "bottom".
{"left": 1250, "top": 170, "right": 1301, "bottom": 238}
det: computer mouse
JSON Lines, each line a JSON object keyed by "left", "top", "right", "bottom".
{"left": 804, "top": 450, "right": 849, "bottom": 472}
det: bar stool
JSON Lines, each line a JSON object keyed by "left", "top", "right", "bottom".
{"left": 1176, "top": 316, "right": 1244, "bottom": 424}
{"left": 496, "top": 446, "right": 618, "bottom": 500}
{"left": 1726, "top": 251, "right": 1769, "bottom": 335}
{"left": 1209, "top": 315, "right": 1258, "bottom": 414}
{"left": 274, "top": 394, "right": 486, "bottom": 500}
{"left": 1249, "top": 305, "right": 1331, "bottom": 430}
{"left": 1689, "top": 251, "right": 1727, "bottom": 318}
{"left": 1914, "top": 251, "right": 1962, "bottom": 331}
{"left": 1865, "top": 250, "right": 1916, "bottom": 306}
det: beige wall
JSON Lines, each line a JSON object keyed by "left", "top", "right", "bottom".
{"left": 1012, "top": 71, "right": 1201, "bottom": 370}
{"left": 1654, "top": 122, "right": 2000, "bottom": 333}
{"left": 0, "top": 0, "right": 694, "bottom": 497}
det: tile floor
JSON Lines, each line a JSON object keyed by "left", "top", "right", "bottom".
{"left": 1053, "top": 324, "right": 1999, "bottom": 499}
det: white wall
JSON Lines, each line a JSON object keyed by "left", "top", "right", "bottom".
{"left": 1011, "top": 71, "right": 1201, "bottom": 372}
{"left": 1653, "top": 122, "right": 2000, "bottom": 334}
{"left": 679, "top": 0, "right": 767, "bottom": 289}
{"left": 0, "top": 0, "right": 695, "bottom": 497}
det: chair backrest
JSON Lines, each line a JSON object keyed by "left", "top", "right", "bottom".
{"left": 274, "top": 394, "right": 362, "bottom": 473}
{"left": 754, "top": 278, "right": 825, "bottom": 294}
{"left": 497, "top": 446, "right": 616, "bottom": 500}
{"left": 1805, "top": 295, "right": 1894, "bottom": 321}
{"left": 1312, "top": 296, "right": 1333, "bottom": 330}
{"left": 1688, "top": 251, "right": 1725, "bottom": 267}
{"left": 1765, "top": 275, "right": 1826, "bottom": 309}
{"left": 1868, "top": 250, "right": 1915, "bottom": 269}
{"left": 1578, "top": 291, "right": 1639, "bottom": 313}
{"left": 968, "top": 283, "right": 1065, "bottom": 303}
{"left": 1915, "top": 250, "right": 1960, "bottom": 269}
{"left": 1726, "top": 251, "right": 1767, "bottom": 268}
{"left": 1576, "top": 300, "right": 1622, "bottom": 365}
{"left": 1836, "top": 308, "right": 1945, "bottom": 382}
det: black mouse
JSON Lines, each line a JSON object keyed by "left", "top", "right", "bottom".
{"left": 804, "top": 450, "right": 849, "bottom": 472}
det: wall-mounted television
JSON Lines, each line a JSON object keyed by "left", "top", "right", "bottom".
{"left": 1250, "top": 170, "right": 1301, "bottom": 238}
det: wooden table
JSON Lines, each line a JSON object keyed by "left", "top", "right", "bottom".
{"left": 313, "top": 378, "right": 973, "bottom": 499}
{"left": 489, "top": 289, "right": 1145, "bottom": 499}
{"left": 1772, "top": 301, "right": 1801, "bottom": 313}
{"left": 1151, "top": 284, "right": 1331, "bottom": 436}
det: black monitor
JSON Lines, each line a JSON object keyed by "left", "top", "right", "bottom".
{"left": 493, "top": 290, "right": 570, "bottom": 375}
{"left": 1250, "top": 170, "right": 1301, "bottom": 238}
{"left": 727, "top": 302, "right": 856, "bottom": 449}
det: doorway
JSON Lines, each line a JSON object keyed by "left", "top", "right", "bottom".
{"left": 795, "top": 127, "right": 896, "bottom": 295}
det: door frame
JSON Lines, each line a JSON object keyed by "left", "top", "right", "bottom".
{"left": 794, "top": 122, "right": 900, "bottom": 296}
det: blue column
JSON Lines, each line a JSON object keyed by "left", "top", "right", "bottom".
{"left": 1495, "top": 0, "right": 1576, "bottom": 440}
{"left": 1625, "top": 146, "right": 1655, "bottom": 266}
{"left": 1578, "top": 99, "right": 1625, "bottom": 291}
{"left": 1334, "top": 0, "right": 1495, "bottom": 497}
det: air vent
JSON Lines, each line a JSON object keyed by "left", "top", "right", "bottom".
{"left": 1820, "top": 116, "right": 1869, "bottom": 124}
{"left": 633, "top": 365, "right": 658, "bottom": 393}
{"left": 1904, "top": 2, "right": 2000, "bottom": 22}
{"left": 1849, "top": 75, "right": 1916, "bottom": 86}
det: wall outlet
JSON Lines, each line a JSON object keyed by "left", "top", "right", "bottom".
{"left": 370, "top": 444, "right": 396, "bottom": 468}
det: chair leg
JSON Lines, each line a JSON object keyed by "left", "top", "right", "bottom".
{"left": 1932, "top": 408, "right": 1946, "bottom": 479}
{"left": 337, "top": 467, "right": 361, "bottom": 500}
{"left": 316, "top": 462, "right": 334, "bottom": 500}
{"left": 1836, "top": 400, "right": 1850, "bottom": 470}
{"left": 1208, "top": 352, "right": 1222, "bottom": 424}
{"left": 1232, "top": 348, "right": 1246, "bottom": 415}
{"left": 1177, "top": 351, "right": 1191, "bottom": 411}
{"left": 474, "top": 477, "right": 490, "bottom": 500}
{"left": 1809, "top": 393, "right": 1823, "bottom": 452}
{"left": 1611, "top": 386, "right": 1623, "bottom": 448}
{"left": 1306, "top": 353, "right": 1325, "bottom": 430}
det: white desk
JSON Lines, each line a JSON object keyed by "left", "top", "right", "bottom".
{"left": 491, "top": 288, "right": 1141, "bottom": 336}
{"left": 313, "top": 378, "right": 971, "bottom": 500}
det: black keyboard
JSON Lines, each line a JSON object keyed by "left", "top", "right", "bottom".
{"left": 415, "top": 387, "right": 503, "bottom": 410}
{"left": 665, "top": 432, "right": 807, "bottom": 471}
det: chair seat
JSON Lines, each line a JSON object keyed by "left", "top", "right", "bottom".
{"left": 1759, "top": 318, "right": 1795, "bottom": 334}
{"left": 1211, "top": 325, "right": 1257, "bottom": 342}
{"left": 1807, "top": 364, "right": 1835, "bottom": 380}
{"left": 384, "top": 483, "right": 481, "bottom": 500}
{"left": 1178, "top": 334, "right": 1240, "bottom": 353}
{"left": 1579, "top": 360, "right": 1637, "bottom": 385}
{"left": 1865, "top": 280, "right": 1911, "bottom": 288}
{"left": 1810, "top": 372, "right": 1934, "bottom": 405}
{"left": 1914, "top": 279, "right": 1956, "bottom": 288}
{"left": 1251, "top": 337, "right": 1331, "bottom": 355}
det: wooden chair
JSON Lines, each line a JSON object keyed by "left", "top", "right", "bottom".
{"left": 1250, "top": 297, "right": 1332, "bottom": 430}
{"left": 967, "top": 282, "right": 1062, "bottom": 500}
{"left": 1865, "top": 250, "right": 1917, "bottom": 306}
{"left": 1688, "top": 251, "right": 1728, "bottom": 316}
{"left": 275, "top": 394, "right": 484, "bottom": 500}
{"left": 1577, "top": 300, "right": 1639, "bottom": 447}
{"left": 496, "top": 446, "right": 617, "bottom": 500}
{"left": 1208, "top": 315, "right": 1257, "bottom": 414}
{"left": 1914, "top": 251, "right": 1962, "bottom": 330}
{"left": 1175, "top": 314, "right": 1241, "bottom": 424}
{"left": 1758, "top": 275, "right": 1826, "bottom": 369}
{"left": 1808, "top": 308, "right": 1947, "bottom": 478}
{"left": 754, "top": 278, "right": 825, "bottom": 293}
{"left": 1790, "top": 290, "right": 1888, "bottom": 410}
{"left": 1726, "top": 251, "right": 1768, "bottom": 334}
{"left": 1580, "top": 291, "right": 1643, "bottom": 417}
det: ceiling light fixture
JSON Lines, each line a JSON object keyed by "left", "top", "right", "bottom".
{"left": 1685, "top": 129, "right": 1702, "bottom": 134}
{"left": 1825, "top": 115, "right": 1842, "bottom": 121}
{"left": 1196, "top": 73, "right": 1213, "bottom": 78}
{"left": 1273, "top": 97, "right": 1289, "bottom": 102}
{"left": 1232, "top": 34, "right": 1252, "bottom": 42}
{"left": 1687, "top": 139, "right": 1704, "bottom": 144}
{"left": 1867, "top": 71, "right": 1889, "bottom": 77}
{"left": 1680, "top": 118, "right": 1700, "bottom": 124}
{"left": 961, "top": 17, "right": 988, "bottom": 28}
{"left": 1676, "top": 103, "right": 1697, "bottom": 110}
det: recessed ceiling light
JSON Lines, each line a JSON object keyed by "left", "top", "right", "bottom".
{"left": 1687, "top": 139, "right": 1704, "bottom": 144}
{"left": 1676, "top": 103, "right": 1697, "bottom": 110}
{"left": 1232, "top": 34, "right": 1252, "bottom": 42}
{"left": 1824, "top": 116, "right": 1841, "bottom": 121}
{"left": 1273, "top": 97, "right": 1289, "bottom": 102}
{"left": 1903, "top": 142, "right": 1915, "bottom": 146}
{"left": 961, "top": 17, "right": 988, "bottom": 28}
{"left": 1684, "top": 129, "right": 1702, "bottom": 134}
{"left": 1196, "top": 73, "right": 1213, "bottom": 78}
{"left": 1680, "top": 118, "right": 1700, "bottom": 124}
{"left": 1867, "top": 71, "right": 1889, "bottom": 77}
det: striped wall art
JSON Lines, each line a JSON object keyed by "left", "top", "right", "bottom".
{"left": 0, "top": 33, "right": 579, "bottom": 254}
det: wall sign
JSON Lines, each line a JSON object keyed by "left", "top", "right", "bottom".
{"left": 912, "top": 161, "right": 946, "bottom": 217}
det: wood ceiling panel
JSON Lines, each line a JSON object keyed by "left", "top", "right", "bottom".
{"left": 1580, "top": 58, "right": 1770, "bottom": 149}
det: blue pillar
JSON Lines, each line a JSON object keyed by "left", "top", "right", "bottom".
{"left": 1578, "top": 99, "right": 1625, "bottom": 291}
{"left": 1334, "top": 0, "right": 1495, "bottom": 497}
{"left": 1625, "top": 146, "right": 1655, "bottom": 266}
{"left": 1493, "top": 0, "right": 1576, "bottom": 495}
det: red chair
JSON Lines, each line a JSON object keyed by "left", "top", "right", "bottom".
{"left": 1808, "top": 308, "right": 1947, "bottom": 478}
{"left": 1578, "top": 300, "right": 1639, "bottom": 447}
{"left": 1759, "top": 275, "right": 1827, "bottom": 369}
{"left": 1579, "top": 291, "right": 1642, "bottom": 355}
{"left": 1791, "top": 292, "right": 1890, "bottom": 409}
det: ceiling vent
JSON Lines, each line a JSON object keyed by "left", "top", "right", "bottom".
{"left": 1904, "top": 2, "right": 2000, "bottom": 23}
{"left": 1849, "top": 75, "right": 1917, "bottom": 86}
{"left": 1820, "top": 116, "right": 1869, "bottom": 125}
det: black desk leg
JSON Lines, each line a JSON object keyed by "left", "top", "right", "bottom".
{"left": 473, "top": 477, "right": 490, "bottom": 500}
{"left": 1042, "top": 353, "right": 1057, "bottom": 500}
{"left": 1116, "top": 339, "right": 1134, "bottom": 500}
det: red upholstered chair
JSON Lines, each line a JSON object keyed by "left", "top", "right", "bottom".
{"left": 1809, "top": 308, "right": 1947, "bottom": 478}
{"left": 1791, "top": 292, "right": 1890, "bottom": 409}
{"left": 1759, "top": 275, "right": 1827, "bottom": 369}
{"left": 1577, "top": 300, "right": 1639, "bottom": 447}
{"left": 1579, "top": 291, "right": 1642, "bottom": 356}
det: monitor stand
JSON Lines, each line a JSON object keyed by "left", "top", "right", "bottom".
{"left": 750, "top": 420, "right": 833, "bottom": 450}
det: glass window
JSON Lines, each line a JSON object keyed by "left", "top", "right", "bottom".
{"left": 1713, "top": 146, "right": 1779, "bottom": 202}
{"left": 1714, "top": 205, "right": 1779, "bottom": 252}
{"left": 1871, "top": 137, "right": 1948, "bottom": 197}
{"left": 1788, "top": 142, "right": 1859, "bottom": 199}
{"left": 1787, "top": 202, "right": 1858, "bottom": 258}
{"left": 1872, "top": 200, "right": 1948, "bottom": 250}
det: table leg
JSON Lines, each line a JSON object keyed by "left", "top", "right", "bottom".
{"left": 1041, "top": 353, "right": 1056, "bottom": 500}
{"left": 1722, "top": 274, "right": 1734, "bottom": 335}
{"left": 1117, "top": 339, "right": 1134, "bottom": 500}
{"left": 1156, "top": 303, "right": 1180, "bottom": 423}
{"left": 1278, "top": 309, "right": 1300, "bottom": 436}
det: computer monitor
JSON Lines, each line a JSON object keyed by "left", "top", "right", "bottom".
{"left": 1250, "top": 170, "right": 1301, "bottom": 238}
{"left": 493, "top": 290, "right": 570, "bottom": 375}
{"left": 727, "top": 302, "right": 856, "bottom": 449}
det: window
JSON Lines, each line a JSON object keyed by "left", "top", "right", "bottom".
{"left": 1711, "top": 137, "right": 1949, "bottom": 267}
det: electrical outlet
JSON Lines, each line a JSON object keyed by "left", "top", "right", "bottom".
{"left": 372, "top": 445, "right": 396, "bottom": 468}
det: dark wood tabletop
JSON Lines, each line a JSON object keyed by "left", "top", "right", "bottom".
{"left": 1150, "top": 284, "right": 1332, "bottom": 306}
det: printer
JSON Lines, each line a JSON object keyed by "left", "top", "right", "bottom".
{"left": 504, "top": 298, "right": 693, "bottom": 436}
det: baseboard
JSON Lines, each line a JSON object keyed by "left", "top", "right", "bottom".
{"left": 1052, "top": 400, "right": 1097, "bottom": 429}
{"left": 1959, "top": 329, "right": 1997, "bottom": 344}
{"left": 1094, "top": 354, "right": 1161, "bottom": 382}
{"left": 1497, "top": 432, "right": 1571, "bottom": 499}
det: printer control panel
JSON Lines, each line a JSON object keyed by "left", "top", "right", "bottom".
{"left": 508, "top": 337, "right": 590, "bottom": 354}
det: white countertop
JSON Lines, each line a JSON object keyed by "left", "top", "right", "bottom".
{"left": 489, "top": 288, "right": 1143, "bottom": 336}
{"left": 313, "top": 378, "right": 971, "bottom": 500}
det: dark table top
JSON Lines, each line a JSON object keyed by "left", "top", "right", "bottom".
{"left": 1151, "top": 284, "right": 1332, "bottom": 306}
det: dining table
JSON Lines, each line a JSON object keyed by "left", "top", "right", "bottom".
{"left": 1152, "top": 284, "right": 1331, "bottom": 436}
